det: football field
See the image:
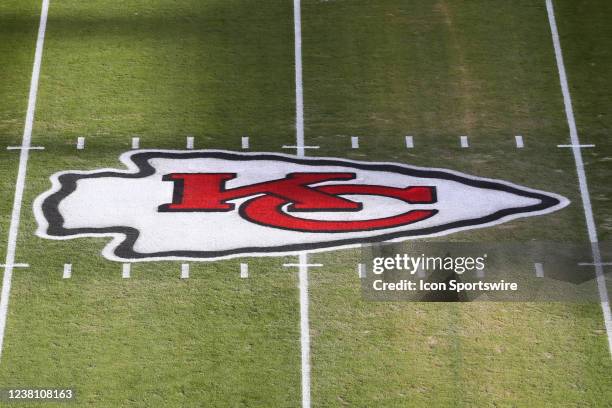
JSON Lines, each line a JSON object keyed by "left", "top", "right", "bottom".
{"left": 0, "top": 0, "right": 611, "bottom": 406}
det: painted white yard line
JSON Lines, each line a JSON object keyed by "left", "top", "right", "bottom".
{"left": 357, "top": 263, "right": 366, "bottom": 279}
{"left": 241, "top": 136, "right": 249, "bottom": 149}
{"left": 282, "top": 145, "right": 319, "bottom": 150}
{"left": 63, "top": 264, "right": 72, "bottom": 279}
{"left": 186, "top": 136, "right": 194, "bottom": 149}
{"left": 131, "top": 137, "right": 140, "bottom": 149}
{"left": 405, "top": 135, "right": 414, "bottom": 149}
{"left": 6, "top": 146, "right": 45, "bottom": 150}
{"left": 579, "top": 262, "right": 612, "bottom": 267}
{"left": 351, "top": 136, "right": 359, "bottom": 149}
{"left": 122, "top": 264, "right": 131, "bottom": 278}
{"left": 0, "top": 264, "right": 29, "bottom": 269}
{"left": 534, "top": 262, "right": 544, "bottom": 278}
{"left": 557, "top": 144, "right": 595, "bottom": 148}
{"left": 181, "top": 263, "right": 189, "bottom": 279}
{"left": 293, "top": 0, "right": 310, "bottom": 405}
{"left": 515, "top": 135, "right": 524, "bottom": 148}
{"left": 460, "top": 135, "right": 469, "bottom": 148}
{"left": 76, "top": 136, "right": 85, "bottom": 150}
{"left": 297, "top": 251, "right": 311, "bottom": 408}
{"left": 547, "top": 0, "right": 612, "bottom": 356}
{"left": 283, "top": 263, "right": 323, "bottom": 268}
{"left": 294, "top": 0, "right": 305, "bottom": 158}
{"left": 240, "top": 263, "right": 249, "bottom": 278}
{"left": 0, "top": 0, "right": 50, "bottom": 362}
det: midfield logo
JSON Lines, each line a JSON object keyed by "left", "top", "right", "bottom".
{"left": 34, "top": 150, "right": 568, "bottom": 261}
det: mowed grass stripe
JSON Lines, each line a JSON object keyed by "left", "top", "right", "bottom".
{"left": 0, "top": 0, "right": 303, "bottom": 406}
{"left": 301, "top": 0, "right": 611, "bottom": 406}
{"left": 33, "top": 0, "right": 296, "bottom": 152}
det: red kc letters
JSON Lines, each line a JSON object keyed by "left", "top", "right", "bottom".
{"left": 159, "top": 172, "right": 437, "bottom": 232}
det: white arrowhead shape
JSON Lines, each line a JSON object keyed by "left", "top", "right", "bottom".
{"left": 34, "top": 150, "right": 569, "bottom": 261}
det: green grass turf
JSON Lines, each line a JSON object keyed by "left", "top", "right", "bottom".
{"left": 33, "top": 0, "right": 295, "bottom": 150}
{"left": 4, "top": 258, "right": 301, "bottom": 407}
{"left": 553, "top": 0, "right": 612, "bottom": 297}
{"left": 0, "top": 0, "right": 41, "bottom": 263}
{"left": 0, "top": 0, "right": 611, "bottom": 407}
{"left": 301, "top": 0, "right": 611, "bottom": 406}
{"left": 1, "top": 0, "right": 303, "bottom": 406}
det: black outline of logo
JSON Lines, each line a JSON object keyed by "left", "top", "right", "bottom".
{"left": 38, "top": 151, "right": 566, "bottom": 260}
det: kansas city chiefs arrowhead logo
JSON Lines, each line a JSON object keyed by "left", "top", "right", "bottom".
{"left": 34, "top": 150, "right": 569, "bottom": 261}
